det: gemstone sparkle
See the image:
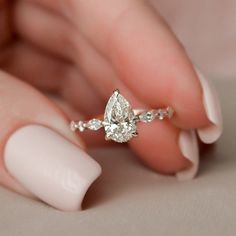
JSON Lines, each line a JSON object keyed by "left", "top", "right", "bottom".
{"left": 87, "top": 119, "right": 103, "bottom": 130}
{"left": 103, "top": 90, "right": 137, "bottom": 143}
{"left": 139, "top": 110, "right": 156, "bottom": 123}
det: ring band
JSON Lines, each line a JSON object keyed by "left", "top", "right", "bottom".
{"left": 70, "top": 89, "right": 174, "bottom": 143}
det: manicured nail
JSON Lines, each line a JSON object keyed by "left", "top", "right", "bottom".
{"left": 176, "top": 130, "right": 199, "bottom": 180}
{"left": 195, "top": 68, "right": 223, "bottom": 144}
{"left": 4, "top": 125, "right": 101, "bottom": 211}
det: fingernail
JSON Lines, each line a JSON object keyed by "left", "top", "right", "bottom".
{"left": 4, "top": 125, "right": 101, "bottom": 211}
{"left": 195, "top": 68, "right": 223, "bottom": 144}
{"left": 176, "top": 130, "right": 199, "bottom": 180}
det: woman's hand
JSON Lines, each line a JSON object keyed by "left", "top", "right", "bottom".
{"left": 0, "top": 0, "right": 222, "bottom": 211}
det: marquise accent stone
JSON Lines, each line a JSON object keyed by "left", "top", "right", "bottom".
{"left": 103, "top": 90, "right": 137, "bottom": 143}
{"left": 87, "top": 119, "right": 103, "bottom": 130}
{"left": 139, "top": 110, "right": 156, "bottom": 123}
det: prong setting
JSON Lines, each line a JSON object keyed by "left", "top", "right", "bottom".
{"left": 105, "top": 134, "right": 111, "bottom": 141}
{"left": 113, "top": 89, "right": 120, "bottom": 96}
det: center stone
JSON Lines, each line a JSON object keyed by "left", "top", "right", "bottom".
{"left": 104, "top": 90, "right": 137, "bottom": 143}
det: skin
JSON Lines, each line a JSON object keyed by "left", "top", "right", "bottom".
{"left": 0, "top": 0, "right": 211, "bottom": 196}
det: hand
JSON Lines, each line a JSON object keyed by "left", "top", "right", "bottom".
{"left": 0, "top": 0, "right": 222, "bottom": 211}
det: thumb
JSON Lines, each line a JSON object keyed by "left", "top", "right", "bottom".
{"left": 0, "top": 71, "right": 101, "bottom": 211}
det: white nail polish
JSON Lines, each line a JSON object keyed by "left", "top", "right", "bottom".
{"left": 195, "top": 68, "right": 223, "bottom": 144}
{"left": 4, "top": 125, "right": 101, "bottom": 211}
{"left": 176, "top": 130, "right": 199, "bottom": 180}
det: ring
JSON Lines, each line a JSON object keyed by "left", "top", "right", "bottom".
{"left": 70, "top": 89, "right": 174, "bottom": 143}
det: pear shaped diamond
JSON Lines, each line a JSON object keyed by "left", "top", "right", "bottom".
{"left": 104, "top": 90, "right": 137, "bottom": 143}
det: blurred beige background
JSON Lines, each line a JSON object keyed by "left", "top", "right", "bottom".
{"left": 151, "top": 0, "right": 236, "bottom": 80}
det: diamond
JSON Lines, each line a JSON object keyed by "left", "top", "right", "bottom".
{"left": 157, "top": 109, "right": 166, "bottom": 120}
{"left": 78, "top": 121, "right": 85, "bottom": 132}
{"left": 104, "top": 90, "right": 137, "bottom": 143}
{"left": 139, "top": 110, "right": 156, "bottom": 123}
{"left": 70, "top": 121, "right": 78, "bottom": 131}
{"left": 86, "top": 119, "right": 103, "bottom": 130}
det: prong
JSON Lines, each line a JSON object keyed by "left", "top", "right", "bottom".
{"left": 133, "top": 115, "right": 140, "bottom": 122}
{"left": 102, "top": 121, "right": 109, "bottom": 126}
{"left": 113, "top": 89, "right": 120, "bottom": 96}
{"left": 105, "top": 134, "right": 111, "bottom": 141}
{"left": 132, "top": 131, "right": 138, "bottom": 137}
{"left": 167, "top": 106, "right": 174, "bottom": 118}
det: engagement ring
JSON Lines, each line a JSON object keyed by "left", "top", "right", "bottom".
{"left": 70, "top": 89, "right": 174, "bottom": 143}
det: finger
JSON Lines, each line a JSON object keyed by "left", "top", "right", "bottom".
{"left": 0, "top": 41, "right": 104, "bottom": 115}
{"left": 129, "top": 121, "right": 198, "bottom": 179}
{"left": 13, "top": 1, "right": 140, "bottom": 105}
{"left": 13, "top": 0, "right": 75, "bottom": 60}
{"left": 0, "top": 0, "right": 12, "bottom": 47}
{"left": 14, "top": 0, "right": 197, "bottom": 176}
{"left": 13, "top": 1, "right": 146, "bottom": 112}
{"left": 79, "top": 1, "right": 208, "bottom": 121}
{"left": 1, "top": 40, "right": 110, "bottom": 145}
{"left": 0, "top": 71, "right": 101, "bottom": 211}
{"left": 23, "top": 0, "right": 222, "bottom": 139}
{"left": 16, "top": 0, "right": 221, "bottom": 176}
{"left": 36, "top": 0, "right": 220, "bottom": 174}
{"left": 2, "top": 40, "right": 195, "bottom": 179}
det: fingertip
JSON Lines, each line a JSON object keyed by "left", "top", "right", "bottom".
{"left": 4, "top": 125, "right": 102, "bottom": 211}
{"left": 129, "top": 121, "right": 192, "bottom": 175}
{"left": 176, "top": 130, "right": 199, "bottom": 180}
{"left": 194, "top": 67, "right": 223, "bottom": 144}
